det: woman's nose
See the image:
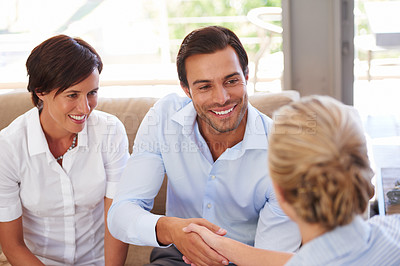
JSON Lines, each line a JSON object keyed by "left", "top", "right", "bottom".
{"left": 78, "top": 96, "right": 90, "bottom": 113}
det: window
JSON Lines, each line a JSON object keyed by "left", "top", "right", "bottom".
{"left": 0, "top": 0, "right": 282, "bottom": 97}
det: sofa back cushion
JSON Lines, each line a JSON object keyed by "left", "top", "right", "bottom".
{"left": 0, "top": 90, "right": 299, "bottom": 153}
{"left": 96, "top": 97, "right": 157, "bottom": 153}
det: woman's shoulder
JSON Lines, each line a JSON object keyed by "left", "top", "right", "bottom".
{"left": 87, "top": 110, "right": 126, "bottom": 135}
{"left": 1, "top": 108, "right": 36, "bottom": 139}
{"left": 365, "top": 215, "right": 400, "bottom": 264}
{"left": 0, "top": 116, "right": 28, "bottom": 170}
{"left": 369, "top": 214, "right": 400, "bottom": 232}
{"left": 88, "top": 110, "right": 123, "bottom": 126}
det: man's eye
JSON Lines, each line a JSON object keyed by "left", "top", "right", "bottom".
{"left": 225, "top": 79, "right": 239, "bottom": 86}
{"left": 199, "top": 85, "right": 211, "bottom": 90}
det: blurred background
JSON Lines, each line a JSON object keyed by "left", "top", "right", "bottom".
{"left": 0, "top": 1, "right": 399, "bottom": 214}
{"left": 0, "top": 0, "right": 283, "bottom": 96}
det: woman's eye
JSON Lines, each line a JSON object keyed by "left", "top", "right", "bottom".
{"left": 67, "top": 93, "right": 77, "bottom": 98}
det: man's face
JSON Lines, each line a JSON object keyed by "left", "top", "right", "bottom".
{"left": 182, "top": 46, "right": 248, "bottom": 135}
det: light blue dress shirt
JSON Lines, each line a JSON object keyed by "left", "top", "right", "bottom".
{"left": 286, "top": 215, "right": 400, "bottom": 266}
{"left": 108, "top": 93, "right": 301, "bottom": 251}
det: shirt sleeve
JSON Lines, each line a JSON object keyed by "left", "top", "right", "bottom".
{"left": 107, "top": 108, "right": 166, "bottom": 246}
{"left": 103, "top": 116, "right": 130, "bottom": 199}
{"left": 254, "top": 178, "right": 301, "bottom": 252}
{"left": 0, "top": 137, "right": 22, "bottom": 221}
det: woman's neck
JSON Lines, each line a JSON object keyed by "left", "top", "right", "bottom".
{"left": 297, "top": 219, "right": 327, "bottom": 244}
{"left": 39, "top": 109, "right": 71, "bottom": 141}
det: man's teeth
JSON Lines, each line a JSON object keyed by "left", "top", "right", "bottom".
{"left": 213, "top": 107, "right": 234, "bottom": 115}
{"left": 69, "top": 115, "right": 85, "bottom": 121}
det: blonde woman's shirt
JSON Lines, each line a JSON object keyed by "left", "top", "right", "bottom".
{"left": 0, "top": 108, "right": 129, "bottom": 265}
{"left": 286, "top": 215, "right": 400, "bottom": 266}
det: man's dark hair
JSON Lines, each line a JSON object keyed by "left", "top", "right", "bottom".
{"left": 176, "top": 26, "right": 249, "bottom": 88}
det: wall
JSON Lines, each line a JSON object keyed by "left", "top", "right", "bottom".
{"left": 282, "top": 0, "right": 354, "bottom": 105}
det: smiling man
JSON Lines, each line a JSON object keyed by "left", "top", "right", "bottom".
{"left": 108, "top": 26, "right": 301, "bottom": 266}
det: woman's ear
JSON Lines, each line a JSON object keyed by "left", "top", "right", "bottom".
{"left": 272, "top": 181, "right": 285, "bottom": 204}
{"left": 35, "top": 89, "right": 45, "bottom": 100}
{"left": 273, "top": 181, "right": 299, "bottom": 222}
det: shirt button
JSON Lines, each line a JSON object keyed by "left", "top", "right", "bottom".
{"left": 207, "top": 203, "right": 212, "bottom": 209}
{"left": 211, "top": 175, "right": 216, "bottom": 180}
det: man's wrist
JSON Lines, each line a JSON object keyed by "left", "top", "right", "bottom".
{"left": 155, "top": 216, "right": 174, "bottom": 246}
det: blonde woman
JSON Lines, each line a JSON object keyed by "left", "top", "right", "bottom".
{"left": 183, "top": 95, "right": 400, "bottom": 265}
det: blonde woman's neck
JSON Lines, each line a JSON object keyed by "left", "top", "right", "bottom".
{"left": 297, "top": 219, "right": 327, "bottom": 245}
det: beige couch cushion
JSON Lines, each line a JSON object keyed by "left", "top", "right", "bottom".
{"left": 0, "top": 91, "right": 34, "bottom": 131}
{"left": 0, "top": 90, "right": 299, "bottom": 152}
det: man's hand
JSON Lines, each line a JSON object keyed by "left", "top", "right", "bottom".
{"left": 182, "top": 223, "right": 227, "bottom": 266}
{"left": 182, "top": 223, "right": 226, "bottom": 249}
{"left": 156, "top": 217, "right": 229, "bottom": 266}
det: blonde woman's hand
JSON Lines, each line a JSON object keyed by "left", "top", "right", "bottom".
{"left": 183, "top": 223, "right": 227, "bottom": 252}
{"left": 156, "top": 217, "right": 228, "bottom": 266}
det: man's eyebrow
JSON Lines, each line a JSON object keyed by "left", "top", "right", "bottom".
{"left": 224, "top": 72, "right": 241, "bottom": 79}
{"left": 192, "top": 72, "right": 241, "bottom": 86}
{"left": 192, "top": 79, "right": 211, "bottom": 86}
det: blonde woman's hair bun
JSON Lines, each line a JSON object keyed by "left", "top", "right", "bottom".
{"left": 268, "top": 95, "right": 374, "bottom": 230}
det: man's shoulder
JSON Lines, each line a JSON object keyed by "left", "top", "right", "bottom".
{"left": 247, "top": 103, "right": 273, "bottom": 133}
{"left": 249, "top": 103, "right": 272, "bottom": 121}
{"left": 153, "top": 93, "right": 192, "bottom": 113}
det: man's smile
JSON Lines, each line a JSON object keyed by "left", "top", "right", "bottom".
{"left": 211, "top": 106, "right": 235, "bottom": 116}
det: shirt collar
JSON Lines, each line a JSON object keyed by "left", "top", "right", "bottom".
{"left": 171, "top": 100, "right": 269, "bottom": 151}
{"left": 27, "top": 108, "right": 89, "bottom": 159}
{"left": 27, "top": 108, "right": 48, "bottom": 157}
{"left": 171, "top": 100, "right": 197, "bottom": 136}
{"left": 78, "top": 112, "right": 91, "bottom": 148}
{"left": 241, "top": 102, "right": 269, "bottom": 150}
{"left": 295, "top": 216, "right": 370, "bottom": 263}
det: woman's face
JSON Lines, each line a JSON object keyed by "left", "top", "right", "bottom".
{"left": 38, "top": 69, "right": 99, "bottom": 136}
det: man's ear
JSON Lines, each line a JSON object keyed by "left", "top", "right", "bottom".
{"left": 181, "top": 82, "right": 192, "bottom": 99}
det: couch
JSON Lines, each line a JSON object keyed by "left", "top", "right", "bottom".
{"left": 0, "top": 89, "right": 300, "bottom": 265}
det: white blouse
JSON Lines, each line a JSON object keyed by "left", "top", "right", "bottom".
{"left": 0, "top": 108, "right": 129, "bottom": 265}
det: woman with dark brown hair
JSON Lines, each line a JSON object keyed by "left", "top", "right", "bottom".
{"left": 0, "top": 35, "right": 129, "bottom": 265}
{"left": 183, "top": 95, "right": 400, "bottom": 265}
